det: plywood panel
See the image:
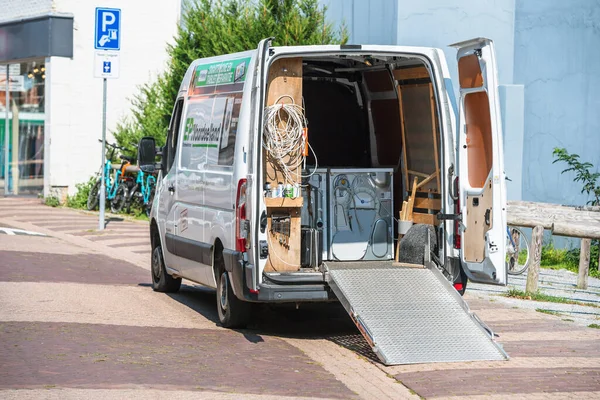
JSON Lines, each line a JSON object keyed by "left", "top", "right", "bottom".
{"left": 265, "top": 207, "right": 302, "bottom": 272}
{"left": 458, "top": 54, "right": 483, "bottom": 89}
{"left": 397, "top": 83, "right": 440, "bottom": 193}
{"left": 393, "top": 66, "right": 429, "bottom": 81}
{"left": 264, "top": 57, "right": 303, "bottom": 187}
{"left": 264, "top": 57, "right": 303, "bottom": 272}
{"left": 464, "top": 91, "right": 493, "bottom": 189}
{"left": 463, "top": 178, "right": 493, "bottom": 263}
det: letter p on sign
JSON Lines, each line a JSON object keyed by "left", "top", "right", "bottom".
{"left": 102, "top": 12, "right": 116, "bottom": 32}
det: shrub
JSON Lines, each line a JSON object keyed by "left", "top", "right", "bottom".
{"left": 44, "top": 196, "right": 61, "bottom": 207}
{"left": 66, "top": 177, "right": 97, "bottom": 209}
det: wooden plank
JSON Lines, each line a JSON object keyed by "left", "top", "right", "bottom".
{"left": 407, "top": 176, "right": 418, "bottom": 221}
{"left": 577, "top": 238, "right": 591, "bottom": 289}
{"left": 413, "top": 197, "right": 441, "bottom": 210}
{"left": 397, "top": 84, "right": 409, "bottom": 193}
{"left": 264, "top": 57, "right": 303, "bottom": 272}
{"left": 415, "top": 171, "right": 438, "bottom": 190}
{"left": 393, "top": 66, "right": 430, "bottom": 81}
{"left": 428, "top": 83, "right": 440, "bottom": 192}
{"left": 412, "top": 212, "right": 436, "bottom": 225}
{"left": 265, "top": 197, "right": 303, "bottom": 208}
{"left": 526, "top": 225, "right": 544, "bottom": 293}
{"left": 264, "top": 57, "right": 303, "bottom": 188}
{"left": 507, "top": 201, "right": 600, "bottom": 240}
{"left": 407, "top": 170, "right": 430, "bottom": 178}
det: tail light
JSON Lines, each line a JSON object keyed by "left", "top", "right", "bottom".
{"left": 454, "top": 177, "right": 461, "bottom": 250}
{"left": 235, "top": 179, "right": 248, "bottom": 252}
{"left": 453, "top": 282, "right": 464, "bottom": 292}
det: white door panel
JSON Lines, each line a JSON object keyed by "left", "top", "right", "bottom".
{"left": 451, "top": 38, "right": 507, "bottom": 285}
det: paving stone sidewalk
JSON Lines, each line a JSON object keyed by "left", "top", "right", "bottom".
{"left": 0, "top": 197, "right": 151, "bottom": 254}
{"left": 2, "top": 197, "right": 600, "bottom": 399}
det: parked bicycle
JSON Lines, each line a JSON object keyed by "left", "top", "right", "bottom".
{"left": 86, "top": 140, "right": 133, "bottom": 213}
{"left": 506, "top": 225, "right": 530, "bottom": 275}
{"left": 112, "top": 143, "right": 157, "bottom": 217}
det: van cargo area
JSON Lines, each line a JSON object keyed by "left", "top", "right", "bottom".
{"left": 261, "top": 54, "right": 445, "bottom": 274}
{"left": 258, "top": 49, "right": 507, "bottom": 365}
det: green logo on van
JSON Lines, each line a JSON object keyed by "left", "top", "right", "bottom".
{"left": 195, "top": 57, "right": 250, "bottom": 87}
{"left": 184, "top": 117, "right": 194, "bottom": 140}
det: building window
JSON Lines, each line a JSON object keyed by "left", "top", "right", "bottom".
{"left": 0, "top": 60, "right": 45, "bottom": 195}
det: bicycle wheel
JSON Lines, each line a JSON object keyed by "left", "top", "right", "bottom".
{"left": 110, "top": 183, "right": 128, "bottom": 214}
{"left": 506, "top": 226, "right": 530, "bottom": 275}
{"left": 87, "top": 180, "right": 101, "bottom": 211}
{"left": 145, "top": 190, "right": 155, "bottom": 217}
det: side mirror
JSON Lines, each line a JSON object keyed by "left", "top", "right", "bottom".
{"left": 137, "top": 136, "right": 158, "bottom": 173}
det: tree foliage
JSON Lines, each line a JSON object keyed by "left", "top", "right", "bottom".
{"left": 114, "top": 0, "right": 347, "bottom": 157}
{"left": 552, "top": 147, "right": 600, "bottom": 206}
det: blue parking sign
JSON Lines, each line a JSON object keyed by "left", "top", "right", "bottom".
{"left": 95, "top": 8, "right": 121, "bottom": 50}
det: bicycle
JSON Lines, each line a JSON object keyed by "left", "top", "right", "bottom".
{"left": 86, "top": 140, "right": 132, "bottom": 213}
{"left": 117, "top": 144, "right": 157, "bottom": 217}
{"left": 506, "top": 225, "right": 531, "bottom": 275}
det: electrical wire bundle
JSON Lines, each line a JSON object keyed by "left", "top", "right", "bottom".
{"left": 263, "top": 95, "right": 309, "bottom": 185}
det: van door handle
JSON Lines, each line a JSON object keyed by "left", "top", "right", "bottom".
{"left": 168, "top": 185, "right": 175, "bottom": 193}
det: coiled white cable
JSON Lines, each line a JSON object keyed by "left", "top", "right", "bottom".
{"left": 263, "top": 95, "right": 309, "bottom": 185}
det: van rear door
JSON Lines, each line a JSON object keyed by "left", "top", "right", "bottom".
{"left": 451, "top": 38, "right": 507, "bottom": 285}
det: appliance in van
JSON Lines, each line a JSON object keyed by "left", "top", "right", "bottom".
{"left": 300, "top": 168, "right": 328, "bottom": 268}
{"left": 328, "top": 168, "right": 393, "bottom": 261}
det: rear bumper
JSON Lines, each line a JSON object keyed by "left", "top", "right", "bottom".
{"left": 224, "top": 251, "right": 334, "bottom": 303}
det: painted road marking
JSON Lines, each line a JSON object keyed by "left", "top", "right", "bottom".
{"left": 0, "top": 227, "right": 47, "bottom": 237}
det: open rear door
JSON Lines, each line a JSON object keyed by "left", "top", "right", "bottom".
{"left": 451, "top": 38, "right": 507, "bottom": 285}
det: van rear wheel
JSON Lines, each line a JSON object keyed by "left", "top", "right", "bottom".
{"left": 216, "top": 261, "right": 251, "bottom": 328}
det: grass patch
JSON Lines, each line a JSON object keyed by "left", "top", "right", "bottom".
{"left": 505, "top": 288, "right": 599, "bottom": 308}
{"left": 589, "top": 324, "right": 600, "bottom": 329}
{"left": 536, "top": 308, "right": 562, "bottom": 316}
{"left": 44, "top": 196, "right": 61, "bottom": 207}
{"left": 541, "top": 242, "right": 600, "bottom": 279}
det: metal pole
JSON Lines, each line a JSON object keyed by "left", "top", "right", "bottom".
{"left": 99, "top": 78, "right": 107, "bottom": 230}
{"left": 4, "top": 65, "right": 9, "bottom": 196}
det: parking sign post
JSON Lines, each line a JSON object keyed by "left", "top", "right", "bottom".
{"left": 94, "top": 7, "right": 121, "bottom": 230}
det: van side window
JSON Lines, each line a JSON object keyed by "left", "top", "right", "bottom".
{"left": 166, "top": 99, "right": 184, "bottom": 172}
{"left": 179, "top": 92, "right": 243, "bottom": 170}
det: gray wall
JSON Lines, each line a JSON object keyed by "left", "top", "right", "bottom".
{"left": 514, "top": 0, "right": 600, "bottom": 206}
{"left": 320, "top": 0, "right": 398, "bottom": 45}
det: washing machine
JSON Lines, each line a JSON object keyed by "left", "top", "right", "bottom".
{"left": 328, "top": 168, "right": 394, "bottom": 261}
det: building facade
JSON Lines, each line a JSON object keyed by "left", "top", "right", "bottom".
{"left": 322, "top": 0, "right": 600, "bottom": 206}
{"left": 2, "top": 0, "right": 598, "bottom": 208}
{"left": 0, "top": 0, "right": 180, "bottom": 198}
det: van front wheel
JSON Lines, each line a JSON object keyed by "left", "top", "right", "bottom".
{"left": 151, "top": 244, "right": 181, "bottom": 293}
{"left": 216, "top": 265, "right": 251, "bottom": 328}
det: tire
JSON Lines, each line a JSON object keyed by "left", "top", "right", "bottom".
{"left": 151, "top": 242, "right": 181, "bottom": 293}
{"left": 216, "top": 253, "right": 251, "bottom": 328}
{"left": 110, "top": 183, "right": 128, "bottom": 214}
{"left": 506, "top": 226, "right": 530, "bottom": 275}
{"left": 145, "top": 191, "right": 154, "bottom": 217}
{"left": 87, "top": 180, "right": 101, "bottom": 211}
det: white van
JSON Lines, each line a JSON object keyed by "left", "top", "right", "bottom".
{"left": 138, "top": 38, "right": 507, "bottom": 335}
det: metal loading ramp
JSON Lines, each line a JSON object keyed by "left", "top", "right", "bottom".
{"left": 326, "top": 262, "right": 508, "bottom": 365}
